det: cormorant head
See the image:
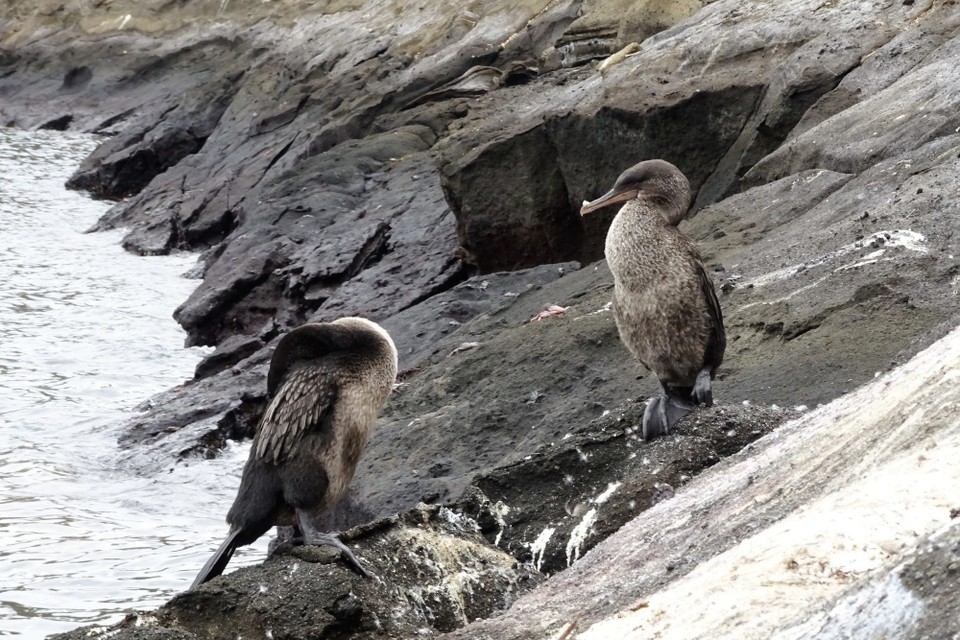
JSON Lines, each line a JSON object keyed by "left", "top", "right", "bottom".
{"left": 332, "top": 317, "right": 399, "bottom": 372}
{"left": 580, "top": 159, "right": 691, "bottom": 225}
{"left": 268, "top": 317, "right": 398, "bottom": 396}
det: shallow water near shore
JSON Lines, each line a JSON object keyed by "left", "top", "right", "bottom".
{"left": 0, "top": 127, "right": 265, "bottom": 638}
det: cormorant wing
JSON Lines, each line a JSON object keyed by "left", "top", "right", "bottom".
{"left": 689, "top": 246, "right": 726, "bottom": 370}
{"left": 253, "top": 364, "right": 338, "bottom": 464}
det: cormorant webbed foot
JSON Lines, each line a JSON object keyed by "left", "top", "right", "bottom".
{"left": 692, "top": 367, "right": 714, "bottom": 407}
{"left": 296, "top": 510, "right": 371, "bottom": 578}
{"left": 642, "top": 392, "right": 695, "bottom": 441}
{"left": 642, "top": 395, "right": 667, "bottom": 441}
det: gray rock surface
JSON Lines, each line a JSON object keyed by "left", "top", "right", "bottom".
{"left": 443, "top": 323, "right": 960, "bottom": 640}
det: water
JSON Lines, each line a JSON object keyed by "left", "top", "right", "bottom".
{"left": 0, "top": 127, "right": 265, "bottom": 638}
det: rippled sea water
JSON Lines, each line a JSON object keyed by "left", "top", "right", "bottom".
{"left": 0, "top": 127, "right": 265, "bottom": 638}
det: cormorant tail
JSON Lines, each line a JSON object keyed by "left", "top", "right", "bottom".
{"left": 191, "top": 528, "right": 242, "bottom": 589}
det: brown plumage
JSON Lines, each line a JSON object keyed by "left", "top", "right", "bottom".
{"left": 191, "top": 317, "right": 398, "bottom": 588}
{"left": 581, "top": 159, "right": 725, "bottom": 440}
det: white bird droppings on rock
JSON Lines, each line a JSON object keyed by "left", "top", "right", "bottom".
{"left": 590, "top": 301, "right": 613, "bottom": 315}
{"left": 133, "top": 614, "right": 157, "bottom": 629}
{"left": 562, "top": 483, "right": 623, "bottom": 567}
{"left": 566, "top": 508, "right": 598, "bottom": 567}
{"left": 577, "top": 325, "right": 960, "bottom": 639}
{"left": 530, "top": 527, "right": 556, "bottom": 572}
{"left": 745, "top": 229, "right": 928, "bottom": 289}
{"left": 592, "top": 481, "right": 622, "bottom": 505}
{"left": 781, "top": 571, "right": 924, "bottom": 639}
{"left": 438, "top": 506, "right": 481, "bottom": 533}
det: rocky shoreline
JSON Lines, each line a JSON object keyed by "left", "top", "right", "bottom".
{"left": 4, "top": 0, "right": 960, "bottom": 637}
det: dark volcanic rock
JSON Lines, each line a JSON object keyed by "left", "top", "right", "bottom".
{"left": 163, "top": 129, "right": 460, "bottom": 347}
{"left": 49, "top": 505, "right": 542, "bottom": 640}
{"left": 193, "top": 333, "right": 263, "bottom": 379}
{"left": 67, "top": 75, "right": 240, "bottom": 199}
{"left": 381, "top": 261, "right": 580, "bottom": 373}
{"left": 457, "top": 402, "right": 794, "bottom": 575}
{"left": 440, "top": 83, "right": 763, "bottom": 271}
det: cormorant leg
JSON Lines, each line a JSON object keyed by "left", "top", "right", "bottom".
{"left": 295, "top": 509, "right": 370, "bottom": 578}
{"left": 268, "top": 525, "right": 299, "bottom": 557}
{"left": 692, "top": 366, "right": 713, "bottom": 407}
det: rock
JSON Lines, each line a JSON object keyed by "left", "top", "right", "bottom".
{"left": 67, "top": 75, "right": 239, "bottom": 199}
{"left": 743, "top": 6, "right": 960, "bottom": 186}
{"left": 455, "top": 402, "right": 795, "bottom": 574}
{"left": 173, "top": 231, "right": 299, "bottom": 346}
{"left": 380, "top": 262, "right": 580, "bottom": 373}
{"left": 193, "top": 333, "right": 263, "bottom": 380}
{"left": 684, "top": 133, "right": 960, "bottom": 408}
{"left": 48, "top": 504, "right": 543, "bottom": 640}
{"left": 436, "top": 0, "right": 940, "bottom": 271}
{"left": 567, "top": 0, "right": 707, "bottom": 51}
{"left": 155, "top": 129, "right": 459, "bottom": 347}
{"left": 442, "top": 320, "right": 960, "bottom": 640}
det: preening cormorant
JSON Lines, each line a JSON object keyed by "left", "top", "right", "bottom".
{"left": 191, "top": 317, "right": 398, "bottom": 587}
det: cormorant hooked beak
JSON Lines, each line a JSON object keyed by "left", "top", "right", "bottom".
{"left": 580, "top": 188, "right": 640, "bottom": 216}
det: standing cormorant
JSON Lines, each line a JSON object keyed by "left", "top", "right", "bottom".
{"left": 191, "top": 317, "right": 398, "bottom": 588}
{"left": 580, "top": 159, "right": 725, "bottom": 440}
